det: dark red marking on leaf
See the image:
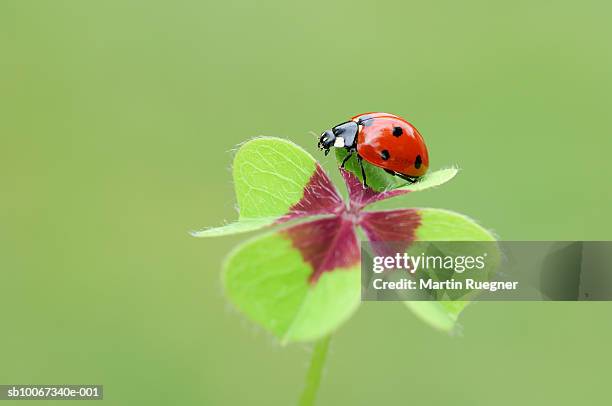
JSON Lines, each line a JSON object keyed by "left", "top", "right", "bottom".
{"left": 360, "top": 209, "right": 421, "bottom": 257}
{"left": 279, "top": 164, "right": 345, "bottom": 222}
{"left": 277, "top": 166, "right": 420, "bottom": 284}
{"left": 340, "top": 169, "right": 410, "bottom": 209}
{"left": 281, "top": 216, "right": 360, "bottom": 284}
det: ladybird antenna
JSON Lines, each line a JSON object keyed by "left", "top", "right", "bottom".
{"left": 308, "top": 130, "right": 319, "bottom": 138}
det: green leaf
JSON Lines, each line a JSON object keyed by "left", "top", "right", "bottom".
{"left": 336, "top": 149, "right": 404, "bottom": 192}
{"left": 191, "top": 217, "right": 278, "bottom": 238}
{"left": 235, "top": 137, "right": 317, "bottom": 218}
{"left": 194, "top": 137, "right": 340, "bottom": 238}
{"left": 404, "top": 301, "right": 466, "bottom": 333}
{"left": 415, "top": 208, "right": 496, "bottom": 242}
{"left": 403, "top": 208, "right": 498, "bottom": 333}
{"left": 335, "top": 149, "right": 458, "bottom": 193}
{"left": 223, "top": 231, "right": 360, "bottom": 343}
{"left": 395, "top": 167, "right": 458, "bottom": 192}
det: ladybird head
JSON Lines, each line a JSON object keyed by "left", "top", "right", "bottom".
{"left": 318, "top": 130, "right": 336, "bottom": 155}
{"left": 318, "top": 121, "right": 359, "bottom": 156}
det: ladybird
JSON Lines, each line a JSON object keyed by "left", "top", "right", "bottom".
{"left": 318, "top": 112, "right": 429, "bottom": 187}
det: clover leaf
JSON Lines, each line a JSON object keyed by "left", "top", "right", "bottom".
{"left": 192, "top": 138, "right": 344, "bottom": 237}
{"left": 336, "top": 148, "right": 459, "bottom": 193}
{"left": 194, "top": 137, "right": 496, "bottom": 341}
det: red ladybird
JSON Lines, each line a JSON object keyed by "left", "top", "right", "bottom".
{"left": 318, "top": 112, "right": 429, "bottom": 187}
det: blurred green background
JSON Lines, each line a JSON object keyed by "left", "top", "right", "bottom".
{"left": 1, "top": 0, "right": 611, "bottom": 405}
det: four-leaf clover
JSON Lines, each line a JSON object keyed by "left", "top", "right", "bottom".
{"left": 193, "top": 137, "right": 495, "bottom": 342}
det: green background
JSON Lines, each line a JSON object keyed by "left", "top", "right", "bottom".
{"left": 1, "top": 1, "right": 611, "bottom": 405}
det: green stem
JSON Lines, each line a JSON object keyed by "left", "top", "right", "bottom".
{"left": 298, "top": 335, "right": 332, "bottom": 406}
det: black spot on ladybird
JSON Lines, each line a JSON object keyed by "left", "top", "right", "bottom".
{"left": 392, "top": 126, "right": 403, "bottom": 137}
{"left": 381, "top": 150, "right": 390, "bottom": 161}
{"left": 415, "top": 155, "right": 422, "bottom": 169}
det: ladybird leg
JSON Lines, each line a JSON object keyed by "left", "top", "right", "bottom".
{"left": 340, "top": 151, "right": 353, "bottom": 168}
{"left": 357, "top": 155, "right": 368, "bottom": 188}
{"left": 395, "top": 172, "right": 419, "bottom": 184}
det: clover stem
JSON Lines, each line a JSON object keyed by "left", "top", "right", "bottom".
{"left": 298, "top": 334, "right": 332, "bottom": 406}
